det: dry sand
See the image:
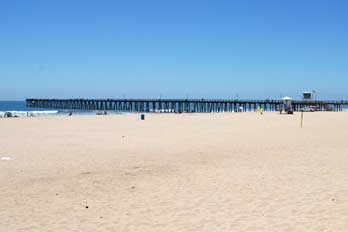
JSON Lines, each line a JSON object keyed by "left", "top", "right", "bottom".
{"left": 1, "top": 112, "right": 348, "bottom": 231}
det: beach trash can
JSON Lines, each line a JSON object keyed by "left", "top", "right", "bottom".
{"left": 141, "top": 114, "right": 145, "bottom": 120}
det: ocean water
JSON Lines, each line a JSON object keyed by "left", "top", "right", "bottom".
{"left": 0, "top": 101, "right": 59, "bottom": 117}
{"left": 0, "top": 101, "right": 27, "bottom": 111}
{"left": 0, "top": 101, "right": 125, "bottom": 117}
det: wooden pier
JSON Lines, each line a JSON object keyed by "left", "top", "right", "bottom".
{"left": 26, "top": 98, "right": 348, "bottom": 113}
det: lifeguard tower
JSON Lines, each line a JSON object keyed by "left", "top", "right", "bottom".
{"left": 302, "top": 91, "right": 314, "bottom": 100}
{"left": 302, "top": 91, "right": 317, "bottom": 111}
{"left": 281, "top": 97, "right": 294, "bottom": 114}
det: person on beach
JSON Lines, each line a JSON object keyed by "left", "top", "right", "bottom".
{"left": 257, "top": 106, "right": 263, "bottom": 115}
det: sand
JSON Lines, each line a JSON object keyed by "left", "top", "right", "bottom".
{"left": 1, "top": 112, "right": 348, "bottom": 231}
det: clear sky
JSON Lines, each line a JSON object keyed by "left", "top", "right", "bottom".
{"left": 1, "top": 0, "right": 347, "bottom": 100}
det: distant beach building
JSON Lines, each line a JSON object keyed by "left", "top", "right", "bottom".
{"left": 302, "top": 91, "right": 315, "bottom": 100}
{"left": 281, "top": 96, "right": 294, "bottom": 114}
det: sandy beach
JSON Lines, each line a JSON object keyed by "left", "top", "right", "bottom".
{"left": 1, "top": 112, "right": 348, "bottom": 232}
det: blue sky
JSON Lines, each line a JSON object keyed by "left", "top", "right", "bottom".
{"left": 1, "top": 0, "right": 347, "bottom": 100}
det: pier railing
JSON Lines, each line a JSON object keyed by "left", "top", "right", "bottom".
{"left": 26, "top": 98, "right": 348, "bottom": 113}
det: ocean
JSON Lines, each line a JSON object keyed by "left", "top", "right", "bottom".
{"left": 0, "top": 101, "right": 28, "bottom": 111}
{"left": 0, "top": 101, "right": 58, "bottom": 117}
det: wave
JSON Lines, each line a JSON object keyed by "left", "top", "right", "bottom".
{"left": 0, "top": 110, "right": 59, "bottom": 117}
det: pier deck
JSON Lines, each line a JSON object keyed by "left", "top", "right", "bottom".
{"left": 26, "top": 98, "right": 348, "bottom": 113}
